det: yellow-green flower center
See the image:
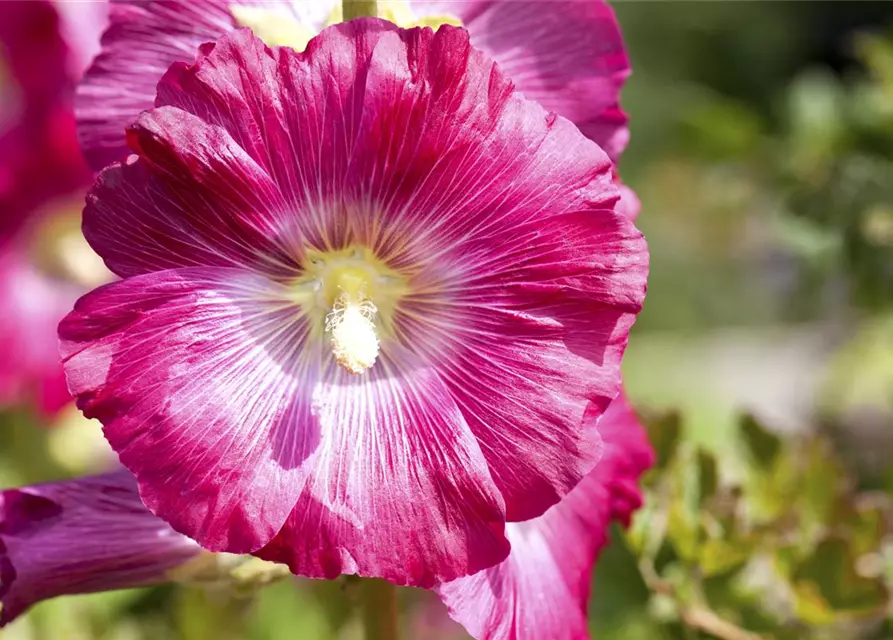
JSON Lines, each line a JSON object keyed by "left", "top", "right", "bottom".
{"left": 290, "top": 246, "right": 407, "bottom": 375}
{"left": 228, "top": 3, "right": 457, "bottom": 373}
{"left": 230, "top": 1, "right": 462, "bottom": 53}
{"left": 229, "top": 5, "right": 317, "bottom": 49}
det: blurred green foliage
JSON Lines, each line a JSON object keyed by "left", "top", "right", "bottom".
{"left": 592, "top": 411, "right": 892, "bottom": 640}
{"left": 597, "top": 4, "right": 893, "bottom": 640}
{"left": 619, "top": 4, "right": 893, "bottom": 331}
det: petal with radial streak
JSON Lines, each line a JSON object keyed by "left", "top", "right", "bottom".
{"left": 76, "top": 0, "right": 236, "bottom": 170}
{"left": 60, "top": 268, "right": 322, "bottom": 552}
{"left": 417, "top": 0, "right": 630, "bottom": 160}
{"left": 255, "top": 344, "right": 509, "bottom": 587}
{"left": 84, "top": 107, "right": 295, "bottom": 279}
{"left": 436, "top": 392, "right": 655, "bottom": 640}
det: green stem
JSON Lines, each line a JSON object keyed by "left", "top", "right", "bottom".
{"left": 342, "top": 0, "right": 378, "bottom": 20}
{"left": 359, "top": 579, "right": 399, "bottom": 640}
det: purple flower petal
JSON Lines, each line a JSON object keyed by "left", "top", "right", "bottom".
{"left": 0, "top": 471, "right": 200, "bottom": 626}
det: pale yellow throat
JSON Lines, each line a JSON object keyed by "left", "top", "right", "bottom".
{"left": 229, "top": 1, "right": 458, "bottom": 374}
{"left": 230, "top": 1, "right": 462, "bottom": 53}
{"left": 229, "top": 5, "right": 317, "bottom": 49}
{"left": 291, "top": 247, "right": 407, "bottom": 375}
{"left": 325, "top": 272, "right": 380, "bottom": 374}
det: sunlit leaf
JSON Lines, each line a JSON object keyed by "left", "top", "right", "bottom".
{"left": 699, "top": 538, "right": 754, "bottom": 577}
{"left": 789, "top": 537, "right": 889, "bottom": 624}
{"left": 739, "top": 414, "right": 782, "bottom": 472}
{"left": 644, "top": 411, "right": 682, "bottom": 471}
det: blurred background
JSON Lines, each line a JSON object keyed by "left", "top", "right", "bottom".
{"left": 2, "top": 1, "right": 893, "bottom": 639}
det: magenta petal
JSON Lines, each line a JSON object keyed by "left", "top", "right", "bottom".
{"left": 60, "top": 268, "right": 321, "bottom": 553}
{"left": 419, "top": 0, "right": 630, "bottom": 160}
{"left": 84, "top": 108, "right": 295, "bottom": 278}
{"left": 254, "top": 344, "right": 509, "bottom": 587}
{"left": 433, "top": 207, "right": 647, "bottom": 522}
{"left": 589, "top": 392, "right": 657, "bottom": 526}
{"left": 76, "top": 0, "right": 237, "bottom": 171}
{"left": 153, "top": 23, "right": 364, "bottom": 208}
{"left": 0, "top": 470, "right": 199, "bottom": 625}
{"left": 616, "top": 179, "right": 641, "bottom": 222}
{"left": 436, "top": 392, "right": 655, "bottom": 640}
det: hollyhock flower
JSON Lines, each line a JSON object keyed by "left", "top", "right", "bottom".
{"left": 77, "top": 0, "right": 629, "bottom": 171}
{"left": 60, "top": 22, "right": 647, "bottom": 586}
{"left": 0, "top": 470, "right": 201, "bottom": 625}
{"left": 436, "top": 392, "right": 655, "bottom": 640}
{"left": 0, "top": 1, "right": 110, "bottom": 414}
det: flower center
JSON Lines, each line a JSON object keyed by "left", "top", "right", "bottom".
{"left": 229, "top": 5, "right": 317, "bottom": 50}
{"left": 326, "top": 1, "right": 462, "bottom": 29}
{"left": 230, "top": 1, "right": 462, "bottom": 53}
{"left": 292, "top": 246, "right": 407, "bottom": 375}
{"left": 325, "top": 269, "right": 379, "bottom": 374}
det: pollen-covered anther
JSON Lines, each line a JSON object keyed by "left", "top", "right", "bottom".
{"left": 326, "top": 291, "right": 380, "bottom": 375}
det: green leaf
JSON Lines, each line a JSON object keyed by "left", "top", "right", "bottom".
{"left": 666, "top": 446, "right": 706, "bottom": 561}
{"left": 591, "top": 525, "right": 670, "bottom": 640}
{"left": 667, "top": 498, "right": 700, "bottom": 561}
{"left": 698, "top": 538, "right": 754, "bottom": 577}
{"left": 739, "top": 414, "right": 782, "bottom": 472}
{"left": 848, "top": 495, "right": 890, "bottom": 557}
{"left": 799, "top": 437, "right": 848, "bottom": 532}
{"left": 626, "top": 493, "right": 661, "bottom": 556}
{"left": 789, "top": 537, "right": 889, "bottom": 625}
{"left": 697, "top": 448, "right": 719, "bottom": 504}
{"left": 644, "top": 411, "right": 682, "bottom": 471}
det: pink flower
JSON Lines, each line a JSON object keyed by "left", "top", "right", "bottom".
{"left": 0, "top": 1, "right": 109, "bottom": 414}
{"left": 60, "top": 22, "right": 647, "bottom": 586}
{"left": 0, "top": 245, "right": 82, "bottom": 413}
{"left": 76, "top": 0, "right": 629, "bottom": 171}
{"left": 0, "top": 0, "right": 98, "bottom": 237}
{"left": 0, "top": 470, "right": 201, "bottom": 625}
{"left": 435, "top": 392, "right": 654, "bottom": 640}
{"left": 614, "top": 168, "right": 641, "bottom": 222}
